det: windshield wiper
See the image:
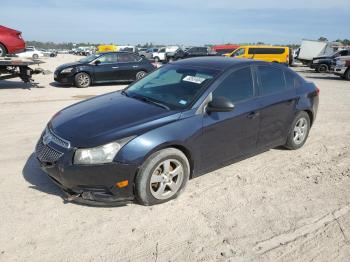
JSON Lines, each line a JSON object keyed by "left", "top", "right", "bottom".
{"left": 121, "top": 90, "right": 129, "bottom": 97}
{"left": 132, "top": 95, "right": 170, "bottom": 110}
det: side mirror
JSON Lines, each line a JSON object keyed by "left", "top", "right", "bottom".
{"left": 207, "top": 97, "right": 234, "bottom": 113}
{"left": 94, "top": 60, "right": 101, "bottom": 66}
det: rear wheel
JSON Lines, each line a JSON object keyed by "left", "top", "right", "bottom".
{"left": 74, "top": 72, "right": 91, "bottom": 88}
{"left": 154, "top": 57, "right": 160, "bottom": 62}
{"left": 316, "top": 64, "right": 328, "bottom": 73}
{"left": 32, "top": 54, "right": 39, "bottom": 59}
{"left": 0, "top": 44, "right": 7, "bottom": 57}
{"left": 284, "top": 111, "right": 310, "bottom": 150}
{"left": 136, "top": 148, "right": 190, "bottom": 206}
{"left": 136, "top": 70, "right": 146, "bottom": 80}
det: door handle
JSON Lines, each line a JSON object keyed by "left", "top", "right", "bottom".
{"left": 133, "top": 65, "right": 139, "bottom": 68}
{"left": 112, "top": 67, "right": 119, "bottom": 69}
{"left": 247, "top": 111, "right": 260, "bottom": 119}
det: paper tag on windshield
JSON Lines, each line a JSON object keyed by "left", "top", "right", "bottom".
{"left": 183, "top": 75, "right": 206, "bottom": 84}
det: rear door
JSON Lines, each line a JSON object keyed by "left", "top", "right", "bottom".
{"left": 200, "top": 66, "right": 260, "bottom": 171}
{"left": 93, "top": 53, "right": 120, "bottom": 82}
{"left": 116, "top": 53, "right": 143, "bottom": 80}
{"left": 255, "top": 65, "right": 297, "bottom": 149}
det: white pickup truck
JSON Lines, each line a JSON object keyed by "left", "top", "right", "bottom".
{"left": 153, "top": 46, "right": 179, "bottom": 62}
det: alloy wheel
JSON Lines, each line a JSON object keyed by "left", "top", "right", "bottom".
{"left": 150, "top": 159, "right": 184, "bottom": 200}
{"left": 293, "top": 117, "right": 308, "bottom": 144}
{"left": 77, "top": 74, "right": 90, "bottom": 87}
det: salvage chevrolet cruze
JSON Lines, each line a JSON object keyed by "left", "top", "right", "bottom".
{"left": 36, "top": 57, "right": 319, "bottom": 206}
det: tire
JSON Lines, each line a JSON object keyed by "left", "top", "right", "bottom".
{"left": 74, "top": 72, "right": 91, "bottom": 88}
{"left": 154, "top": 57, "right": 160, "bottom": 62}
{"left": 136, "top": 148, "right": 190, "bottom": 206}
{"left": 136, "top": 70, "right": 147, "bottom": 80}
{"left": 32, "top": 54, "right": 39, "bottom": 59}
{"left": 0, "top": 44, "right": 7, "bottom": 57}
{"left": 344, "top": 68, "right": 350, "bottom": 81}
{"left": 316, "top": 64, "right": 328, "bottom": 73}
{"left": 284, "top": 111, "right": 311, "bottom": 150}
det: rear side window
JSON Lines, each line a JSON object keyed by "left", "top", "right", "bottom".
{"left": 248, "top": 48, "right": 285, "bottom": 55}
{"left": 213, "top": 67, "right": 254, "bottom": 103}
{"left": 118, "top": 53, "right": 141, "bottom": 62}
{"left": 257, "top": 66, "right": 286, "bottom": 95}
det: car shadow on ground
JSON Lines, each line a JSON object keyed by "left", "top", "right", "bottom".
{"left": 22, "top": 153, "right": 63, "bottom": 197}
{"left": 49, "top": 81, "right": 131, "bottom": 88}
{"left": 305, "top": 75, "right": 345, "bottom": 81}
{"left": 0, "top": 81, "right": 40, "bottom": 89}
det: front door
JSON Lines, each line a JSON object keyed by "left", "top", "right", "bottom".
{"left": 199, "top": 66, "right": 260, "bottom": 172}
{"left": 93, "top": 53, "right": 120, "bottom": 82}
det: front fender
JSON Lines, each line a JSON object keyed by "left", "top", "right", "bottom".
{"left": 115, "top": 113, "right": 203, "bottom": 169}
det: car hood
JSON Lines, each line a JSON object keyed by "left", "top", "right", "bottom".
{"left": 50, "top": 92, "right": 181, "bottom": 148}
{"left": 56, "top": 61, "right": 86, "bottom": 71}
{"left": 313, "top": 56, "right": 331, "bottom": 60}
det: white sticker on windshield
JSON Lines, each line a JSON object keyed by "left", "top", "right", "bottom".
{"left": 183, "top": 75, "right": 206, "bottom": 84}
{"left": 179, "top": 100, "right": 187, "bottom": 105}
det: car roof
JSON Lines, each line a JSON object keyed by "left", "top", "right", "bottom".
{"left": 98, "top": 51, "right": 138, "bottom": 55}
{"left": 172, "top": 56, "right": 269, "bottom": 71}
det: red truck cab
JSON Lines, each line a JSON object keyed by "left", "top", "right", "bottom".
{"left": 0, "top": 25, "right": 26, "bottom": 57}
{"left": 211, "top": 44, "right": 239, "bottom": 55}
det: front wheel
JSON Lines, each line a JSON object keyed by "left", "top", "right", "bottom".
{"left": 316, "top": 64, "right": 328, "bottom": 73}
{"left": 284, "top": 111, "right": 310, "bottom": 150}
{"left": 344, "top": 68, "right": 350, "bottom": 80}
{"left": 74, "top": 72, "right": 91, "bottom": 88}
{"left": 136, "top": 148, "right": 190, "bottom": 206}
{"left": 0, "top": 44, "right": 7, "bottom": 57}
{"left": 32, "top": 54, "right": 39, "bottom": 59}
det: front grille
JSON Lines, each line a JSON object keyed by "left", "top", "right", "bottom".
{"left": 45, "top": 128, "right": 70, "bottom": 148}
{"left": 35, "top": 140, "right": 63, "bottom": 163}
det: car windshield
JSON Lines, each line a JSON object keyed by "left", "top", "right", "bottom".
{"left": 79, "top": 54, "right": 99, "bottom": 63}
{"left": 124, "top": 65, "right": 219, "bottom": 110}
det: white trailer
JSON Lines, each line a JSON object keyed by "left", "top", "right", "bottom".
{"left": 297, "top": 40, "right": 338, "bottom": 65}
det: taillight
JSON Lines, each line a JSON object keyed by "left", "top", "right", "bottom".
{"left": 316, "top": 87, "right": 320, "bottom": 95}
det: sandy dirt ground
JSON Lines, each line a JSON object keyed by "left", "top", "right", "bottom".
{"left": 0, "top": 54, "right": 349, "bottom": 262}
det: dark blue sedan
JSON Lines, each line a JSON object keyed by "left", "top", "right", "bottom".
{"left": 54, "top": 51, "right": 156, "bottom": 88}
{"left": 36, "top": 57, "right": 319, "bottom": 206}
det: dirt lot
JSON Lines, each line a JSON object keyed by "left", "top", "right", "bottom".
{"left": 0, "top": 55, "right": 349, "bottom": 262}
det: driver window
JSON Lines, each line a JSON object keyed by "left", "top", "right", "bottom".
{"left": 98, "top": 53, "right": 118, "bottom": 64}
{"left": 232, "top": 48, "right": 245, "bottom": 57}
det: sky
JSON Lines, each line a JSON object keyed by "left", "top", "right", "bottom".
{"left": 1, "top": 0, "right": 349, "bottom": 45}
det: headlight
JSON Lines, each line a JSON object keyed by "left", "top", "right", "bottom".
{"left": 313, "top": 59, "right": 320, "bottom": 63}
{"left": 336, "top": 60, "right": 346, "bottom": 66}
{"left": 73, "top": 136, "right": 135, "bottom": 165}
{"left": 61, "top": 67, "right": 73, "bottom": 74}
